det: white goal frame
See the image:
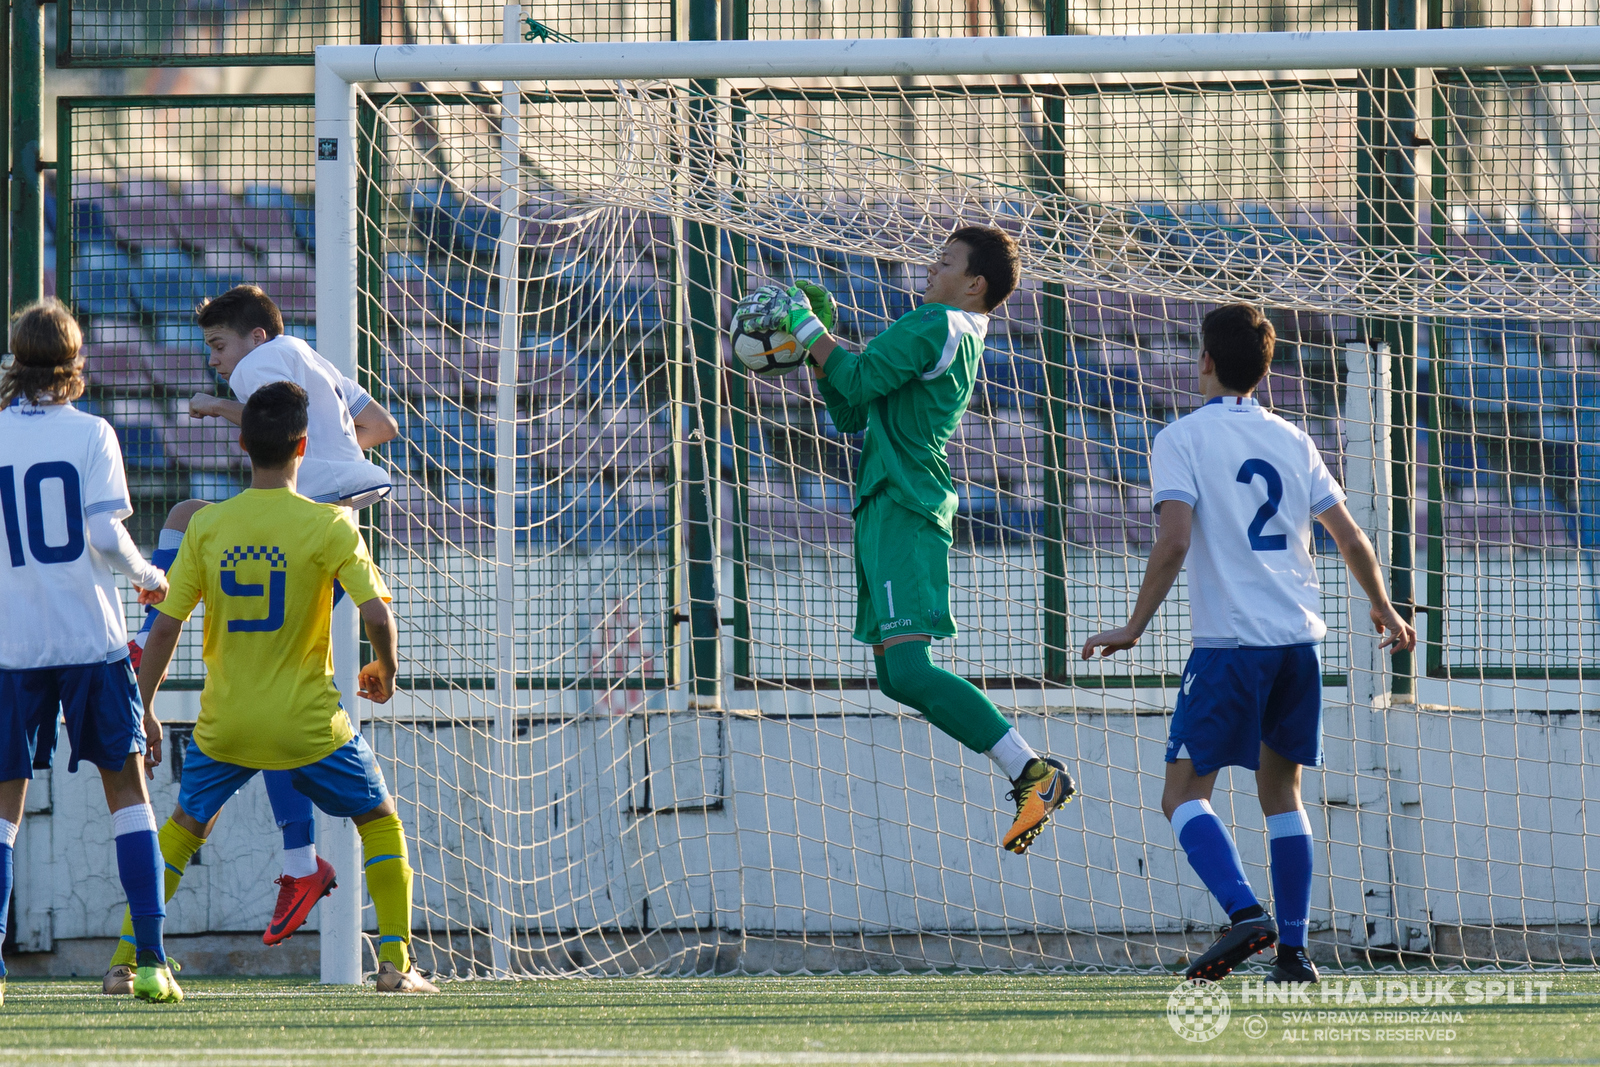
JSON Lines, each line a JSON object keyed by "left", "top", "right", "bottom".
{"left": 313, "top": 25, "right": 1600, "bottom": 984}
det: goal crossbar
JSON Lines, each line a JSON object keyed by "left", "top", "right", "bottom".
{"left": 316, "top": 26, "right": 1600, "bottom": 84}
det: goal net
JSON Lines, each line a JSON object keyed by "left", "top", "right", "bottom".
{"left": 318, "top": 29, "right": 1600, "bottom": 977}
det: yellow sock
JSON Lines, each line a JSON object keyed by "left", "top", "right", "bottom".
{"left": 110, "top": 819, "right": 206, "bottom": 968}
{"left": 357, "top": 813, "right": 413, "bottom": 972}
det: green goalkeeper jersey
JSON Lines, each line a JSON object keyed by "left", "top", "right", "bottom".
{"left": 814, "top": 302, "right": 990, "bottom": 532}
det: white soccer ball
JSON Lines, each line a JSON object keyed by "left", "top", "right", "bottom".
{"left": 731, "top": 324, "right": 807, "bottom": 376}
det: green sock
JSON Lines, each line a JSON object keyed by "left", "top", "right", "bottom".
{"left": 357, "top": 813, "right": 414, "bottom": 972}
{"left": 884, "top": 641, "right": 1012, "bottom": 754}
{"left": 110, "top": 819, "right": 205, "bottom": 968}
{"left": 874, "top": 652, "right": 929, "bottom": 713}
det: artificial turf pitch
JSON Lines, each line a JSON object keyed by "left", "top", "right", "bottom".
{"left": 1, "top": 973, "right": 1598, "bottom": 1065}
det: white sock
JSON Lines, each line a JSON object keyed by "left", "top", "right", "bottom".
{"left": 110, "top": 803, "right": 158, "bottom": 837}
{"left": 985, "top": 727, "right": 1038, "bottom": 782}
{"left": 282, "top": 844, "right": 318, "bottom": 880}
{"left": 0, "top": 817, "right": 18, "bottom": 847}
{"left": 1266, "top": 808, "right": 1314, "bottom": 839}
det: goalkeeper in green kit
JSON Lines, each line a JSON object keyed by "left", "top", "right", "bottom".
{"left": 735, "top": 225, "right": 1076, "bottom": 855}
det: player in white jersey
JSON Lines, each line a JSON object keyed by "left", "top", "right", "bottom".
{"left": 116, "top": 285, "right": 398, "bottom": 977}
{"left": 0, "top": 300, "right": 181, "bottom": 1002}
{"left": 1082, "top": 303, "right": 1416, "bottom": 985}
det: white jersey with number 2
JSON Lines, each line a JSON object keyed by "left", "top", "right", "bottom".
{"left": 0, "top": 401, "right": 136, "bottom": 669}
{"left": 1149, "top": 395, "right": 1345, "bottom": 649}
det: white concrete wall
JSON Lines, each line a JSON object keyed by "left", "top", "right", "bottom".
{"left": 14, "top": 696, "right": 1598, "bottom": 970}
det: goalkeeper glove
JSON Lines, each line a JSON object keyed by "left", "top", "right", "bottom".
{"left": 734, "top": 281, "right": 835, "bottom": 351}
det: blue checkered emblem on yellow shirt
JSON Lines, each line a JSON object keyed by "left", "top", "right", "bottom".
{"left": 221, "top": 545, "right": 287, "bottom": 632}
{"left": 221, "top": 545, "right": 286, "bottom": 568}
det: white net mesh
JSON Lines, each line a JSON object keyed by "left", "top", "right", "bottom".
{"left": 347, "top": 63, "right": 1600, "bottom": 975}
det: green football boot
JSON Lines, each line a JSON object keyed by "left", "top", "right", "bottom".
{"left": 133, "top": 953, "right": 183, "bottom": 1004}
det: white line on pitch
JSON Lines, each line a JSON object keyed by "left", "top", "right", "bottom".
{"left": 0, "top": 1051, "right": 1591, "bottom": 1066}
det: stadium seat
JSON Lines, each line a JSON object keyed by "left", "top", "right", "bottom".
{"left": 1263, "top": 370, "right": 1315, "bottom": 414}
{"left": 1105, "top": 411, "right": 1173, "bottom": 485}
{"left": 132, "top": 268, "right": 243, "bottom": 316}
{"left": 148, "top": 351, "right": 217, "bottom": 395}
{"left": 455, "top": 190, "right": 504, "bottom": 255}
{"left": 169, "top": 204, "right": 254, "bottom": 273}
{"left": 269, "top": 274, "right": 316, "bottom": 323}
{"left": 561, "top": 478, "right": 626, "bottom": 549}
{"left": 573, "top": 349, "right": 632, "bottom": 403}
{"left": 389, "top": 326, "right": 460, "bottom": 396}
{"left": 438, "top": 273, "right": 498, "bottom": 329}
{"left": 1442, "top": 486, "right": 1513, "bottom": 545}
{"left": 594, "top": 404, "right": 661, "bottom": 475}
{"left": 617, "top": 477, "right": 668, "bottom": 545}
{"left": 71, "top": 269, "right": 136, "bottom": 317}
{"left": 979, "top": 343, "right": 1046, "bottom": 408}
{"left": 103, "top": 198, "right": 181, "bottom": 251}
{"left": 87, "top": 317, "right": 148, "bottom": 347}
{"left": 71, "top": 198, "right": 115, "bottom": 247}
{"left": 1440, "top": 436, "right": 1498, "bottom": 490}
{"left": 422, "top": 398, "right": 495, "bottom": 475}
{"left": 235, "top": 205, "right": 302, "bottom": 254}
{"left": 1508, "top": 482, "right": 1576, "bottom": 547}
{"left": 381, "top": 477, "right": 434, "bottom": 547}
{"left": 108, "top": 412, "right": 169, "bottom": 471}
{"left": 384, "top": 273, "right": 432, "bottom": 323}
{"left": 243, "top": 186, "right": 315, "bottom": 252}
{"left": 437, "top": 489, "right": 495, "bottom": 547}
{"left": 82, "top": 345, "right": 153, "bottom": 392}
{"left": 523, "top": 345, "right": 580, "bottom": 407}
{"left": 167, "top": 416, "right": 248, "bottom": 472}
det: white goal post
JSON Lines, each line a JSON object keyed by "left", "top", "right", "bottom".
{"left": 314, "top": 27, "right": 1600, "bottom": 983}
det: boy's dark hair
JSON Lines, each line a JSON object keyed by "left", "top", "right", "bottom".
{"left": 1201, "top": 303, "right": 1276, "bottom": 392}
{"left": 195, "top": 284, "right": 284, "bottom": 340}
{"left": 241, "top": 380, "right": 309, "bottom": 468}
{"left": 949, "top": 225, "right": 1020, "bottom": 311}
{"left": 1, "top": 299, "right": 85, "bottom": 406}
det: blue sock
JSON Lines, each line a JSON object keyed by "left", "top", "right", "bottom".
{"left": 0, "top": 818, "right": 16, "bottom": 977}
{"left": 134, "top": 531, "right": 184, "bottom": 646}
{"left": 264, "top": 770, "right": 315, "bottom": 850}
{"left": 1171, "top": 798, "right": 1260, "bottom": 919}
{"left": 1268, "top": 809, "right": 1315, "bottom": 947}
{"left": 112, "top": 805, "right": 165, "bottom": 964}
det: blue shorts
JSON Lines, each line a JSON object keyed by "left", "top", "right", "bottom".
{"left": 1165, "top": 644, "right": 1323, "bottom": 776}
{"left": 0, "top": 658, "right": 145, "bottom": 778}
{"left": 177, "top": 733, "right": 390, "bottom": 824}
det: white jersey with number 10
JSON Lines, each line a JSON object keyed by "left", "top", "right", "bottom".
{"left": 1149, "top": 395, "right": 1346, "bottom": 649}
{"left": 0, "top": 401, "right": 137, "bottom": 669}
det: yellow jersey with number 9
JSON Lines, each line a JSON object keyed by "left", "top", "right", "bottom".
{"left": 157, "top": 486, "right": 391, "bottom": 769}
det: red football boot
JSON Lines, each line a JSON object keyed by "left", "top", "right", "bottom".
{"left": 263, "top": 857, "right": 337, "bottom": 946}
{"left": 127, "top": 639, "right": 143, "bottom": 672}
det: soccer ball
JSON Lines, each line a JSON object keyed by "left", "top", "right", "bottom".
{"left": 731, "top": 324, "right": 807, "bottom": 376}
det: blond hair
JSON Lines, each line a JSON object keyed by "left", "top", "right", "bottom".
{"left": 1, "top": 299, "right": 85, "bottom": 406}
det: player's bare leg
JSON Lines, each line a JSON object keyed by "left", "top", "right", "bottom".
{"left": 0, "top": 779, "right": 25, "bottom": 1006}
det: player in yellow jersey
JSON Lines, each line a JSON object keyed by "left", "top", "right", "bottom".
{"left": 130, "top": 381, "right": 436, "bottom": 993}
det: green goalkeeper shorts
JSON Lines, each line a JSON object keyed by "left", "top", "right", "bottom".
{"left": 852, "top": 492, "right": 957, "bottom": 645}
